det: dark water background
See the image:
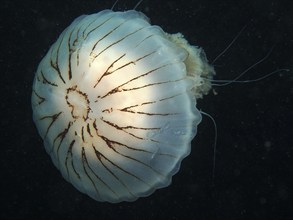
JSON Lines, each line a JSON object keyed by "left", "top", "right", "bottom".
{"left": 1, "top": 0, "right": 292, "bottom": 219}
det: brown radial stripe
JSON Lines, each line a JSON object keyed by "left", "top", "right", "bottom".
{"left": 40, "top": 70, "right": 58, "bottom": 87}
{"left": 81, "top": 147, "right": 118, "bottom": 198}
{"left": 39, "top": 111, "right": 62, "bottom": 139}
{"left": 53, "top": 121, "right": 73, "bottom": 157}
{"left": 101, "top": 117, "right": 159, "bottom": 140}
{"left": 93, "top": 119, "right": 153, "bottom": 154}
{"left": 65, "top": 139, "right": 81, "bottom": 179}
{"left": 101, "top": 63, "right": 169, "bottom": 98}
{"left": 32, "top": 90, "right": 45, "bottom": 105}
{"left": 49, "top": 32, "right": 66, "bottom": 84}
{"left": 91, "top": 25, "right": 145, "bottom": 65}
{"left": 92, "top": 144, "right": 135, "bottom": 198}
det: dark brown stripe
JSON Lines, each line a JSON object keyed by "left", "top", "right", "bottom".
{"left": 53, "top": 121, "right": 73, "bottom": 156}
{"left": 94, "top": 134, "right": 152, "bottom": 187}
{"left": 39, "top": 111, "right": 62, "bottom": 139}
{"left": 83, "top": 14, "right": 116, "bottom": 40}
{"left": 101, "top": 117, "right": 159, "bottom": 140}
{"left": 65, "top": 139, "right": 81, "bottom": 179}
{"left": 40, "top": 70, "right": 58, "bottom": 87}
{"left": 92, "top": 125, "right": 165, "bottom": 182}
{"left": 32, "top": 90, "right": 45, "bottom": 105}
{"left": 101, "top": 62, "right": 166, "bottom": 99}
{"left": 87, "top": 123, "right": 93, "bottom": 137}
{"left": 81, "top": 126, "right": 85, "bottom": 142}
{"left": 49, "top": 33, "right": 66, "bottom": 84}
{"left": 94, "top": 53, "right": 126, "bottom": 88}
{"left": 81, "top": 147, "right": 101, "bottom": 197}
{"left": 90, "top": 26, "right": 145, "bottom": 64}
{"left": 115, "top": 79, "right": 182, "bottom": 92}
{"left": 81, "top": 147, "right": 118, "bottom": 197}
{"left": 67, "top": 29, "right": 75, "bottom": 80}
{"left": 92, "top": 144, "right": 135, "bottom": 197}
{"left": 93, "top": 119, "right": 151, "bottom": 153}
{"left": 89, "top": 21, "right": 126, "bottom": 65}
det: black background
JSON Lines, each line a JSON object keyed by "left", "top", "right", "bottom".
{"left": 1, "top": 0, "right": 292, "bottom": 219}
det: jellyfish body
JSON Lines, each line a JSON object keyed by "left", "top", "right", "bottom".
{"left": 32, "top": 9, "right": 214, "bottom": 202}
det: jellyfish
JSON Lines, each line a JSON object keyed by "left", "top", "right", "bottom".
{"left": 31, "top": 9, "right": 214, "bottom": 203}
